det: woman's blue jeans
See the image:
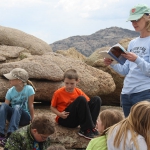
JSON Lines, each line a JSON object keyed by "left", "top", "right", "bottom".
{"left": 0, "top": 103, "right": 30, "bottom": 135}
{"left": 121, "top": 89, "right": 150, "bottom": 117}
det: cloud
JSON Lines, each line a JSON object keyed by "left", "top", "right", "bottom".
{"left": 56, "top": 0, "right": 121, "bottom": 18}
{"left": 0, "top": 0, "right": 44, "bottom": 7}
{"left": 0, "top": 0, "right": 150, "bottom": 44}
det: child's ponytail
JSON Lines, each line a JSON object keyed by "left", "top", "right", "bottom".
{"left": 27, "top": 80, "right": 36, "bottom": 91}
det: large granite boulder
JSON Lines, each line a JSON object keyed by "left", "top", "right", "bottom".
{"left": 0, "top": 45, "right": 31, "bottom": 62}
{"left": 85, "top": 47, "right": 110, "bottom": 66}
{"left": 56, "top": 47, "right": 86, "bottom": 62}
{"left": 0, "top": 25, "right": 123, "bottom": 150}
{"left": 0, "top": 26, "right": 52, "bottom": 55}
{"left": 0, "top": 52, "right": 115, "bottom": 101}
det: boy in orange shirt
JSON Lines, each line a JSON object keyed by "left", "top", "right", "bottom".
{"left": 51, "top": 69, "right": 102, "bottom": 139}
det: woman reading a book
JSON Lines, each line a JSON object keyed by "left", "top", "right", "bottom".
{"left": 104, "top": 4, "right": 150, "bottom": 117}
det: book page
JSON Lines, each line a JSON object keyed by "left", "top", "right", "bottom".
{"left": 100, "top": 51, "right": 118, "bottom": 65}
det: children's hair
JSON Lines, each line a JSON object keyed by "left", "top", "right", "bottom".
{"left": 31, "top": 115, "right": 55, "bottom": 135}
{"left": 100, "top": 109, "right": 123, "bottom": 130}
{"left": 27, "top": 80, "right": 36, "bottom": 91}
{"left": 108, "top": 101, "right": 150, "bottom": 150}
{"left": 63, "top": 69, "right": 78, "bottom": 81}
{"left": 47, "top": 145, "right": 66, "bottom": 150}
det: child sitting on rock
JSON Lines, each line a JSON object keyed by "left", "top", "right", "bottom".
{"left": 50, "top": 69, "right": 102, "bottom": 140}
{"left": 4, "top": 115, "right": 55, "bottom": 150}
{"left": 0, "top": 68, "right": 36, "bottom": 147}
{"left": 86, "top": 109, "right": 123, "bottom": 150}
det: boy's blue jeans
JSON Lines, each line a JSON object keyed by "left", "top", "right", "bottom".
{"left": 121, "top": 89, "right": 150, "bottom": 117}
{"left": 0, "top": 103, "right": 30, "bottom": 135}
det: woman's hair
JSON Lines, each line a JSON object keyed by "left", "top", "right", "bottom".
{"left": 108, "top": 101, "right": 150, "bottom": 150}
{"left": 143, "top": 13, "right": 150, "bottom": 31}
{"left": 47, "top": 145, "right": 66, "bottom": 150}
{"left": 100, "top": 109, "right": 123, "bottom": 130}
{"left": 31, "top": 115, "right": 55, "bottom": 135}
{"left": 63, "top": 69, "right": 78, "bottom": 81}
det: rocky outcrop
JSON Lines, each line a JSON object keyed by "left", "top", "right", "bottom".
{"left": 0, "top": 26, "right": 52, "bottom": 55}
{"left": 0, "top": 53, "right": 115, "bottom": 101}
{"left": 0, "top": 45, "right": 31, "bottom": 63}
{"left": 85, "top": 47, "right": 110, "bottom": 66}
{"left": 56, "top": 47, "right": 86, "bottom": 62}
{"left": 0, "top": 25, "right": 131, "bottom": 150}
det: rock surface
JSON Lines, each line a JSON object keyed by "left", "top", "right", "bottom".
{"left": 0, "top": 52, "right": 115, "bottom": 101}
{"left": 56, "top": 47, "right": 86, "bottom": 62}
{"left": 0, "top": 26, "right": 52, "bottom": 55}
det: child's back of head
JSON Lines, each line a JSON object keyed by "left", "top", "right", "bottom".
{"left": 97, "top": 109, "right": 123, "bottom": 134}
{"left": 31, "top": 115, "right": 55, "bottom": 135}
{"left": 107, "top": 101, "right": 150, "bottom": 150}
{"left": 100, "top": 109, "right": 123, "bottom": 129}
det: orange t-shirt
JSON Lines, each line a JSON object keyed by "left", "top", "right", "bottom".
{"left": 51, "top": 87, "right": 90, "bottom": 122}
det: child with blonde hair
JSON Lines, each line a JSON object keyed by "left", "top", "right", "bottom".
{"left": 86, "top": 109, "right": 123, "bottom": 150}
{"left": 0, "top": 68, "right": 35, "bottom": 147}
{"left": 107, "top": 101, "right": 150, "bottom": 150}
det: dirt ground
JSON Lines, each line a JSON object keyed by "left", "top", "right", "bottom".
{"left": 0, "top": 102, "right": 123, "bottom": 150}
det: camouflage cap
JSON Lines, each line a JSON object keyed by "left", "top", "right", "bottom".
{"left": 3, "top": 68, "right": 29, "bottom": 82}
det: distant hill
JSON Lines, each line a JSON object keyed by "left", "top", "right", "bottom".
{"left": 50, "top": 27, "right": 139, "bottom": 56}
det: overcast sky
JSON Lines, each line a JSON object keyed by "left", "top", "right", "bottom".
{"left": 1, "top": 0, "right": 150, "bottom": 44}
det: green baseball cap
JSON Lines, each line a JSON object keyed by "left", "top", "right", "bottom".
{"left": 127, "top": 4, "right": 150, "bottom": 21}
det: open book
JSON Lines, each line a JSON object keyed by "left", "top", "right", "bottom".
{"left": 100, "top": 43, "right": 127, "bottom": 65}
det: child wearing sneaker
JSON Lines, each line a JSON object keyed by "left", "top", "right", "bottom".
{"left": 50, "top": 69, "right": 102, "bottom": 140}
{"left": 0, "top": 68, "right": 36, "bottom": 147}
{"left": 86, "top": 109, "right": 123, "bottom": 150}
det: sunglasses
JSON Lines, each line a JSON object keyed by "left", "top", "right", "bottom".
{"left": 130, "top": 18, "right": 142, "bottom": 22}
{"left": 145, "top": 13, "right": 150, "bottom": 16}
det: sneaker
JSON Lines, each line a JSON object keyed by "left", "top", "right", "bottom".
{"left": 0, "top": 137, "right": 7, "bottom": 147}
{"left": 78, "top": 129, "right": 94, "bottom": 140}
{"left": 92, "top": 128, "right": 99, "bottom": 136}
